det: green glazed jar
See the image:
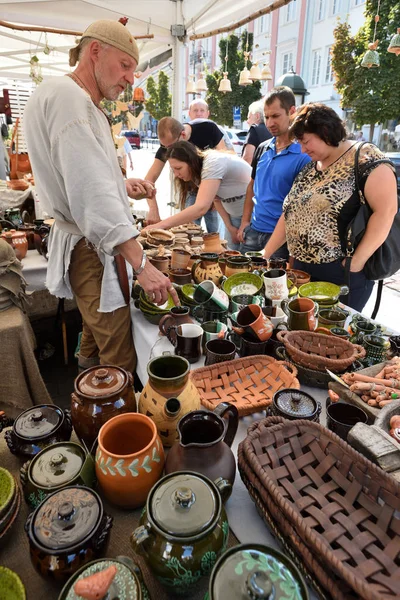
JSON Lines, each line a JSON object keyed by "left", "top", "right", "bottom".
{"left": 130, "top": 471, "right": 230, "bottom": 596}
{"left": 206, "top": 543, "right": 309, "bottom": 600}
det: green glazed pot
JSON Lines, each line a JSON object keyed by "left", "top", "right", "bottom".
{"left": 20, "top": 442, "right": 96, "bottom": 509}
{"left": 130, "top": 471, "right": 230, "bottom": 596}
{"left": 206, "top": 543, "right": 309, "bottom": 600}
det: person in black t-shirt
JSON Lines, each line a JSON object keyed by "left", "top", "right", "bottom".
{"left": 242, "top": 100, "right": 271, "bottom": 165}
{"left": 144, "top": 116, "right": 227, "bottom": 227}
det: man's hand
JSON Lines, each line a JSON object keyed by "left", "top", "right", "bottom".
{"left": 125, "top": 178, "right": 155, "bottom": 200}
{"left": 142, "top": 222, "right": 163, "bottom": 233}
{"left": 136, "top": 261, "right": 180, "bottom": 306}
{"left": 237, "top": 221, "right": 250, "bottom": 243}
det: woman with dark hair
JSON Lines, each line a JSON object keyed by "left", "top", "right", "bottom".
{"left": 263, "top": 102, "right": 397, "bottom": 311}
{"left": 143, "top": 141, "right": 251, "bottom": 250}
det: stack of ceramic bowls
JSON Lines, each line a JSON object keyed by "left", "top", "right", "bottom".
{"left": 137, "top": 290, "right": 176, "bottom": 325}
{"left": 147, "top": 229, "right": 175, "bottom": 247}
{"left": 0, "top": 467, "right": 21, "bottom": 540}
{"left": 178, "top": 283, "right": 198, "bottom": 313}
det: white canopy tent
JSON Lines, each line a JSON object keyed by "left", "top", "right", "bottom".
{"left": 0, "top": 0, "right": 292, "bottom": 116}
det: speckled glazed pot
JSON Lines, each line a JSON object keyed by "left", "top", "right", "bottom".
{"left": 25, "top": 486, "right": 112, "bottom": 581}
{"left": 71, "top": 365, "right": 136, "bottom": 448}
{"left": 192, "top": 253, "right": 224, "bottom": 286}
{"left": 131, "top": 471, "right": 230, "bottom": 596}
{"left": 95, "top": 413, "right": 165, "bottom": 508}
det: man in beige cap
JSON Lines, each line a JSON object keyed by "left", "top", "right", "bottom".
{"left": 25, "top": 19, "right": 179, "bottom": 376}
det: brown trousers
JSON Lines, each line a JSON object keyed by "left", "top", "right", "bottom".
{"left": 69, "top": 239, "right": 136, "bottom": 373}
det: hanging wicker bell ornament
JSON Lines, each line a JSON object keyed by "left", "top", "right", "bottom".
{"left": 388, "top": 28, "right": 400, "bottom": 56}
{"left": 361, "top": 41, "right": 380, "bottom": 68}
{"left": 185, "top": 75, "right": 196, "bottom": 94}
{"left": 239, "top": 68, "right": 252, "bottom": 86}
{"left": 260, "top": 63, "right": 273, "bottom": 80}
{"left": 249, "top": 62, "right": 262, "bottom": 81}
{"left": 218, "top": 72, "right": 232, "bottom": 93}
{"left": 195, "top": 73, "right": 208, "bottom": 92}
{"left": 133, "top": 87, "right": 145, "bottom": 102}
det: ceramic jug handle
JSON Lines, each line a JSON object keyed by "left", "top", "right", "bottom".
{"left": 281, "top": 299, "right": 289, "bottom": 317}
{"left": 159, "top": 314, "right": 173, "bottom": 336}
{"left": 213, "top": 402, "right": 239, "bottom": 448}
{"left": 131, "top": 525, "right": 151, "bottom": 552}
{"left": 20, "top": 461, "right": 30, "bottom": 489}
{"left": 192, "top": 305, "right": 203, "bottom": 323}
{"left": 214, "top": 477, "right": 232, "bottom": 504}
{"left": 166, "top": 325, "right": 178, "bottom": 346}
{"left": 314, "top": 301, "right": 319, "bottom": 317}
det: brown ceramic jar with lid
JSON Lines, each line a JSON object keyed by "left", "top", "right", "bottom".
{"left": 71, "top": 365, "right": 136, "bottom": 448}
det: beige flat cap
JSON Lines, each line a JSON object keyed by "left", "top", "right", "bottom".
{"left": 69, "top": 19, "right": 139, "bottom": 66}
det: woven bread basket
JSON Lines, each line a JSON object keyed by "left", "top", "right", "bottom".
{"left": 238, "top": 416, "right": 400, "bottom": 600}
{"left": 190, "top": 355, "right": 299, "bottom": 416}
{"left": 276, "top": 330, "right": 365, "bottom": 372}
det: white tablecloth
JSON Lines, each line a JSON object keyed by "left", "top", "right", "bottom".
{"left": 21, "top": 249, "right": 48, "bottom": 292}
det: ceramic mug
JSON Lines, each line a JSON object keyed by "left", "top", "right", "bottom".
{"left": 193, "top": 304, "right": 229, "bottom": 324}
{"left": 318, "top": 308, "right": 349, "bottom": 330}
{"left": 231, "top": 294, "right": 265, "bottom": 313}
{"left": 235, "top": 304, "right": 274, "bottom": 342}
{"left": 201, "top": 321, "right": 228, "bottom": 352}
{"left": 149, "top": 256, "right": 169, "bottom": 273}
{"left": 263, "top": 269, "right": 288, "bottom": 301}
{"left": 326, "top": 402, "right": 368, "bottom": 441}
{"left": 166, "top": 323, "right": 203, "bottom": 363}
{"left": 170, "top": 249, "right": 190, "bottom": 270}
{"left": 225, "top": 256, "right": 251, "bottom": 278}
{"left": 262, "top": 306, "right": 287, "bottom": 328}
{"left": 159, "top": 306, "right": 192, "bottom": 336}
{"left": 193, "top": 281, "right": 229, "bottom": 311}
{"left": 268, "top": 257, "right": 287, "bottom": 270}
{"left": 204, "top": 339, "right": 236, "bottom": 366}
{"left": 363, "top": 334, "right": 390, "bottom": 365}
{"left": 168, "top": 269, "right": 192, "bottom": 285}
{"left": 237, "top": 332, "right": 268, "bottom": 357}
{"left": 281, "top": 297, "right": 319, "bottom": 331}
{"left": 249, "top": 256, "right": 267, "bottom": 272}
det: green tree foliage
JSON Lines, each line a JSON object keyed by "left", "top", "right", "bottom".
{"left": 205, "top": 33, "right": 262, "bottom": 126}
{"left": 146, "top": 71, "right": 172, "bottom": 121}
{"left": 331, "top": 0, "right": 400, "bottom": 140}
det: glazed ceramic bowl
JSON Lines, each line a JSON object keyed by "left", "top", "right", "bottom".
{"left": 168, "top": 268, "right": 192, "bottom": 285}
{"left": 180, "top": 283, "right": 197, "bottom": 302}
{"left": 0, "top": 467, "right": 15, "bottom": 519}
{"left": 222, "top": 273, "right": 263, "bottom": 298}
{"left": 289, "top": 269, "right": 311, "bottom": 286}
{"left": 58, "top": 556, "right": 148, "bottom": 600}
{"left": 0, "top": 567, "right": 26, "bottom": 600}
{"left": 318, "top": 308, "right": 349, "bottom": 330}
{"left": 0, "top": 480, "right": 21, "bottom": 539}
{"left": 138, "top": 290, "right": 176, "bottom": 313}
{"left": 298, "top": 281, "right": 349, "bottom": 304}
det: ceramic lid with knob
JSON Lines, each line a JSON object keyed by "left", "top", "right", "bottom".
{"left": 208, "top": 544, "right": 309, "bottom": 600}
{"left": 273, "top": 389, "right": 318, "bottom": 419}
{"left": 148, "top": 472, "right": 221, "bottom": 538}
{"left": 31, "top": 487, "right": 102, "bottom": 551}
{"left": 30, "top": 442, "right": 87, "bottom": 488}
{"left": 76, "top": 366, "right": 128, "bottom": 397}
{"left": 14, "top": 404, "right": 63, "bottom": 440}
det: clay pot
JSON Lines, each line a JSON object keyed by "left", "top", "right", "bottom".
{"left": 95, "top": 413, "right": 165, "bottom": 508}
{"left": 131, "top": 471, "right": 230, "bottom": 596}
{"left": 192, "top": 253, "right": 224, "bottom": 286}
{"left": 225, "top": 256, "right": 251, "bottom": 278}
{"left": 159, "top": 306, "right": 193, "bottom": 336}
{"left": 171, "top": 249, "right": 190, "bottom": 270}
{"left": 168, "top": 268, "right": 192, "bottom": 285}
{"left": 25, "top": 486, "right": 112, "bottom": 581}
{"left": 165, "top": 402, "right": 238, "bottom": 500}
{"left": 19, "top": 224, "right": 36, "bottom": 250}
{"left": 203, "top": 232, "right": 224, "bottom": 254}
{"left": 1, "top": 230, "right": 28, "bottom": 260}
{"left": 4, "top": 404, "right": 72, "bottom": 458}
{"left": 139, "top": 353, "right": 201, "bottom": 447}
{"left": 71, "top": 365, "right": 136, "bottom": 448}
{"left": 149, "top": 256, "right": 170, "bottom": 273}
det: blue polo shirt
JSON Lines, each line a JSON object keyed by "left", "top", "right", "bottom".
{"left": 251, "top": 138, "right": 311, "bottom": 233}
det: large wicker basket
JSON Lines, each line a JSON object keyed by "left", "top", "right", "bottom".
{"left": 276, "top": 330, "right": 365, "bottom": 372}
{"left": 238, "top": 416, "right": 400, "bottom": 600}
{"left": 190, "top": 356, "right": 299, "bottom": 416}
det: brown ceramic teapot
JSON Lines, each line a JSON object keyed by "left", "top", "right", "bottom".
{"left": 164, "top": 402, "right": 239, "bottom": 501}
{"left": 71, "top": 365, "right": 136, "bottom": 448}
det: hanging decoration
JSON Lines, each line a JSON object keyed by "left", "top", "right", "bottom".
{"left": 133, "top": 87, "right": 145, "bottom": 103}
{"left": 388, "top": 28, "right": 400, "bottom": 56}
{"left": 260, "top": 51, "right": 273, "bottom": 80}
{"left": 361, "top": 0, "right": 381, "bottom": 68}
{"left": 239, "top": 31, "right": 252, "bottom": 86}
{"left": 249, "top": 45, "right": 262, "bottom": 81}
{"left": 29, "top": 55, "right": 43, "bottom": 85}
{"left": 186, "top": 75, "right": 196, "bottom": 94}
{"left": 195, "top": 71, "right": 207, "bottom": 92}
{"left": 218, "top": 38, "right": 232, "bottom": 93}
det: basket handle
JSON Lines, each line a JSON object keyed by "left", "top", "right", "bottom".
{"left": 353, "top": 344, "right": 366, "bottom": 360}
{"left": 275, "top": 360, "right": 298, "bottom": 377}
{"left": 276, "top": 330, "right": 289, "bottom": 342}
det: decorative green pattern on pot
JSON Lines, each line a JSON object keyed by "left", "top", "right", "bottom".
{"left": 234, "top": 551, "right": 303, "bottom": 600}
{"left": 222, "top": 520, "right": 229, "bottom": 550}
{"left": 96, "top": 447, "right": 160, "bottom": 477}
{"left": 28, "top": 488, "right": 47, "bottom": 508}
{"left": 157, "top": 552, "right": 218, "bottom": 593}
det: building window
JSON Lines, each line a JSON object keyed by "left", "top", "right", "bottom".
{"left": 316, "top": 0, "right": 325, "bottom": 21}
{"left": 325, "top": 46, "right": 334, "bottom": 83}
{"left": 353, "top": 0, "right": 365, "bottom": 5}
{"left": 285, "top": 1, "right": 296, "bottom": 23}
{"left": 311, "top": 50, "right": 322, "bottom": 85}
{"left": 282, "top": 52, "right": 293, "bottom": 75}
{"left": 331, "top": 0, "right": 341, "bottom": 15}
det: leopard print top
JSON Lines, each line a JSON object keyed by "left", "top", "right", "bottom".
{"left": 283, "top": 142, "right": 388, "bottom": 264}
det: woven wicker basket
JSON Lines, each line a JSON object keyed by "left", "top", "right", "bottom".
{"left": 190, "top": 355, "right": 299, "bottom": 416}
{"left": 238, "top": 416, "right": 400, "bottom": 600}
{"left": 276, "top": 330, "right": 365, "bottom": 372}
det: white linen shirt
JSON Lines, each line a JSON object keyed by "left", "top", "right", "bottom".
{"left": 24, "top": 76, "right": 138, "bottom": 312}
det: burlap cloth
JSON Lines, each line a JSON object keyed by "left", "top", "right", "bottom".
{"left": 0, "top": 305, "right": 52, "bottom": 418}
{"left": 0, "top": 433, "right": 239, "bottom": 599}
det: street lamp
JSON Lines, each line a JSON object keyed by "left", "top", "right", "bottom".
{"left": 275, "top": 67, "right": 309, "bottom": 106}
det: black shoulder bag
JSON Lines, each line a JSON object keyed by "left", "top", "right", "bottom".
{"left": 344, "top": 142, "right": 400, "bottom": 318}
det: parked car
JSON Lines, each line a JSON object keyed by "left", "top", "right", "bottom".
{"left": 224, "top": 128, "right": 247, "bottom": 156}
{"left": 385, "top": 152, "right": 400, "bottom": 192}
{"left": 122, "top": 129, "right": 141, "bottom": 149}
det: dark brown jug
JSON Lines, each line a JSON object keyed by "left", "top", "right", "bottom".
{"left": 164, "top": 402, "right": 238, "bottom": 501}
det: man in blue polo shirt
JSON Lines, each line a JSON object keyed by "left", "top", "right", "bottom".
{"left": 238, "top": 87, "right": 311, "bottom": 257}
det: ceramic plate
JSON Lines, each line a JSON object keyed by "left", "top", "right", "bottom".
{"left": 60, "top": 560, "right": 140, "bottom": 600}
{"left": 222, "top": 273, "right": 263, "bottom": 297}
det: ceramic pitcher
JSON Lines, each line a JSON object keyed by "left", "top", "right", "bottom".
{"left": 165, "top": 402, "right": 239, "bottom": 501}
{"left": 139, "top": 353, "right": 201, "bottom": 447}
{"left": 281, "top": 298, "right": 319, "bottom": 331}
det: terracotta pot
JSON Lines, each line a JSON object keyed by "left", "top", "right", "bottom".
{"left": 168, "top": 268, "right": 192, "bottom": 285}
{"left": 139, "top": 353, "right": 201, "bottom": 447}
{"left": 225, "top": 256, "right": 251, "bottom": 278}
{"left": 131, "top": 472, "right": 230, "bottom": 596}
{"left": 1, "top": 230, "right": 28, "bottom": 260}
{"left": 165, "top": 402, "right": 238, "bottom": 500}
{"left": 25, "top": 486, "right": 112, "bottom": 581}
{"left": 203, "top": 232, "right": 224, "bottom": 254}
{"left": 149, "top": 256, "right": 170, "bottom": 273}
{"left": 192, "top": 253, "right": 223, "bottom": 286}
{"left": 95, "top": 413, "right": 165, "bottom": 508}
{"left": 171, "top": 249, "right": 190, "bottom": 270}
{"left": 71, "top": 365, "right": 136, "bottom": 448}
